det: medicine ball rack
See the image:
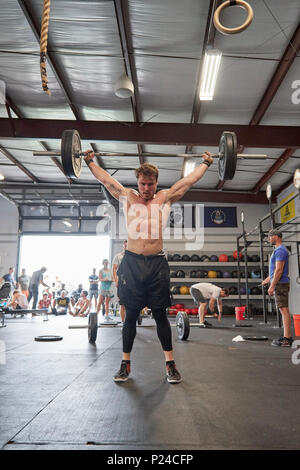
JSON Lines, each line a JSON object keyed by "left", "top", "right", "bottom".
{"left": 168, "top": 253, "right": 264, "bottom": 318}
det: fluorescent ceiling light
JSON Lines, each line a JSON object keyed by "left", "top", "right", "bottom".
{"left": 183, "top": 159, "right": 196, "bottom": 177}
{"left": 0, "top": 173, "right": 4, "bottom": 181}
{"left": 199, "top": 49, "right": 222, "bottom": 101}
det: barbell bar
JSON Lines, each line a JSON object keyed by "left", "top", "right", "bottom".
{"left": 33, "top": 129, "right": 267, "bottom": 181}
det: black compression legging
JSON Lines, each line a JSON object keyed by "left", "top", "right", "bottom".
{"left": 122, "top": 306, "right": 173, "bottom": 353}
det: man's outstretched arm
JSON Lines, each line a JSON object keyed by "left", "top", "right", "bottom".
{"left": 163, "top": 153, "right": 213, "bottom": 204}
{"left": 84, "top": 151, "right": 128, "bottom": 200}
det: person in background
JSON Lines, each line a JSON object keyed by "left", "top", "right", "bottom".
{"left": 9, "top": 289, "right": 28, "bottom": 310}
{"left": 88, "top": 268, "right": 99, "bottom": 312}
{"left": 262, "top": 229, "right": 293, "bottom": 347}
{"left": 28, "top": 267, "right": 49, "bottom": 309}
{"left": 0, "top": 267, "right": 16, "bottom": 289}
{"left": 38, "top": 292, "right": 52, "bottom": 311}
{"left": 190, "top": 282, "right": 229, "bottom": 327}
{"left": 52, "top": 290, "right": 72, "bottom": 315}
{"left": 97, "top": 259, "right": 114, "bottom": 322}
{"left": 57, "top": 283, "right": 68, "bottom": 297}
{"left": 17, "top": 268, "right": 30, "bottom": 298}
{"left": 70, "top": 290, "right": 89, "bottom": 317}
{"left": 70, "top": 284, "right": 83, "bottom": 307}
{"left": 112, "top": 240, "right": 127, "bottom": 323}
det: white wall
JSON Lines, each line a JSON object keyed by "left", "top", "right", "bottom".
{"left": 0, "top": 195, "right": 18, "bottom": 277}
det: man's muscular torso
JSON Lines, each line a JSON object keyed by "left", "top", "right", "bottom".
{"left": 122, "top": 189, "right": 171, "bottom": 256}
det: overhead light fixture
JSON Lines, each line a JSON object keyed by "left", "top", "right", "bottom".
{"left": 183, "top": 159, "right": 196, "bottom": 177}
{"left": 199, "top": 49, "right": 222, "bottom": 101}
{"left": 0, "top": 173, "right": 4, "bottom": 181}
{"left": 114, "top": 73, "right": 134, "bottom": 98}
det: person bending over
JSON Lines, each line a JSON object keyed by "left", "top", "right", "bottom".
{"left": 190, "top": 282, "right": 229, "bottom": 327}
{"left": 83, "top": 149, "right": 213, "bottom": 384}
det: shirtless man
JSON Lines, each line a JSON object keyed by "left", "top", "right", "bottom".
{"left": 84, "top": 150, "right": 213, "bottom": 383}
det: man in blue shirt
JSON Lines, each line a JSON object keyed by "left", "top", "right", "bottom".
{"left": 0, "top": 267, "right": 16, "bottom": 289}
{"left": 262, "top": 229, "right": 292, "bottom": 347}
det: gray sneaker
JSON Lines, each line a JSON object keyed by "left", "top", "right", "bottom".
{"left": 166, "top": 363, "right": 182, "bottom": 383}
{"left": 114, "top": 361, "right": 130, "bottom": 382}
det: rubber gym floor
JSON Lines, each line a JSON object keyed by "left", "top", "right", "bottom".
{"left": 0, "top": 314, "right": 299, "bottom": 451}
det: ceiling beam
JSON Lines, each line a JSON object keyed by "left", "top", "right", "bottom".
{"left": 250, "top": 23, "right": 300, "bottom": 126}
{"left": 114, "top": 0, "right": 144, "bottom": 165}
{"left": 0, "top": 180, "right": 269, "bottom": 204}
{"left": 252, "top": 148, "right": 295, "bottom": 193}
{"left": 17, "top": 0, "right": 83, "bottom": 120}
{"left": 0, "top": 145, "right": 39, "bottom": 182}
{"left": 0, "top": 119, "right": 299, "bottom": 148}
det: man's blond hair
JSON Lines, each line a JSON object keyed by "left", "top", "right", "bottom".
{"left": 135, "top": 163, "right": 159, "bottom": 181}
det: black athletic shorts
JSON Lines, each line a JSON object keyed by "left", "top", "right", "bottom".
{"left": 117, "top": 250, "right": 171, "bottom": 311}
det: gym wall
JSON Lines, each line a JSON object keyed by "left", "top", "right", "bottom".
{"left": 0, "top": 196, "right": 18, "bottom": 275}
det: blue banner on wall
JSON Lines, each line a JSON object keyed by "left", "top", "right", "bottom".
{"left": 204, "top": 207, "right": 237, "bottom": 228}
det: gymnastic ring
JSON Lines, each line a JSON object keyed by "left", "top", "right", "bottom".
{"left": 213, "top": 0, "right": 254, "bottom": 35}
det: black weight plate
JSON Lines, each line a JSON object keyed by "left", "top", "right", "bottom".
{"left": 218, "top": 131, "right": 237, "bottom": 181}
{"left": 61, "top": 129, "right": 82, "bottom": 178}
{"left": 34, "top": 335, "right": 63, "bottom": 342}
{"left": 88, "top": 311, "right": 98, "bottom": 343}
{"left": 243, "top": 335, "right": 268, "bottom": 341}
{"left": 176, "top": 311, "right": 190, "bottom": 340}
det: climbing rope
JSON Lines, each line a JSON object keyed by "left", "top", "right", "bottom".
{"left": 40, "top": 0, "right": 51, "bottom": 95}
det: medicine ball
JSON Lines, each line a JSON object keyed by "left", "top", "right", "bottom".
{"left": 179, "top": 286, "right": 189, "bottom": 295}
{"left": 172, "top": 254, "right": 182, "bottom": 262}
{"left": 229, "top": 286, "right": 238, "bottom": 295}
{"left": 251, "top": 255, "right": 260, "bottom": 262}
{"left": 210, "top": 255, "right": 218, "bottom": 262}
{"left": 170, "top": 271, "right": 177, "bottom": 278}
{"left": 190, "top": 270, "right": 197, "bottom": 278}
{"left": 228, "top": 255, "right": 235, "bottom": 262}
{"left": 251, "top": 270, "right": 261, "bottom": 279}
{"left": 233, "top": 250, "right": 242, "bottom": 260}
{"left": 250, "top": 287, "right": 260, "bottom": 295}
{"left": 231, "top": 270, "right": 238, "bottom": 278}
{"left": 219, "top": 254, "right": 228, "bottom": 262}
{"left": 239, "top": 286, "right": 246, "bottom": 295}
{"left": 176, "top": 270, "right": 185, "bottom": 278}
{"left": 167, "top": 253, "right": 173, "bottom": 261}
{"left": 191, "top": 254, "right": 200, "bottom": 262}
{"left": 175, "top": 303, "right": 184, "bottom": 309}
{"left": 216, "top": 271, "right": 222, "bottom": 278}
{"left": 171, "top": 286, "right": 180, "bottom": 295}
{"left": 200, "top": 255, "right": 210, "bottom": 262}
{"left": 182, "top": 254, "right": 190, "bottom": 262}
{"left": 196, "top": 270, "right": 204, "bottom": 278}
{"left": 208, "top": 270, "right": 217, "bottom": 278}
{"left": 202, "top": 270, "right": 208, "bottom": 278}
{"left": 223, "top": 271, "right": 231, "bottom": 278}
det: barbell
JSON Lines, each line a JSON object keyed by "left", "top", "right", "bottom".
{"left": 33, "top": 129, "right": 267, "bottom": 181}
